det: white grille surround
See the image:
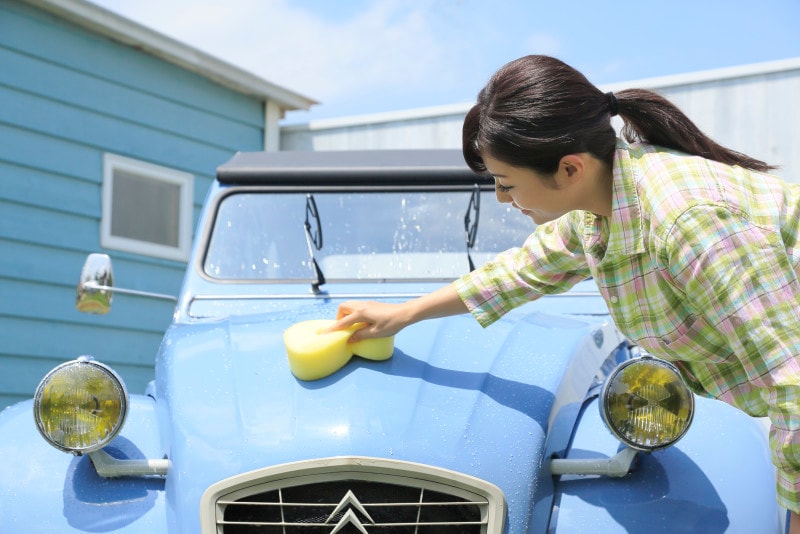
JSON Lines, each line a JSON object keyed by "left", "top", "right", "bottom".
{"left": 200, "top": 456, "right": 506, "bottom": 533}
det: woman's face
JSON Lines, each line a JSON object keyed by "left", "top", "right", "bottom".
{"left": 482, "top": 154, "right": 578, "bottom": 225}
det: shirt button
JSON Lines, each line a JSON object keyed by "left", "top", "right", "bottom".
{"left": 609, "top": 295, "right": 619, "bottom": 304}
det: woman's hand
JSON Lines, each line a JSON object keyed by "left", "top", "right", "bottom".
{"left": 327, "top": 285, "right": 469, "bottom": 343}
{"left": 328, "top": 301, "right": 412, "bottom": 342}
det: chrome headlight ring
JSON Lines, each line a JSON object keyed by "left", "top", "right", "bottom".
{"left": 33, "top": 356, "right": 129, "bottom": 455}
{"left": 600, "top": 355, "right": 694, "bottom": 451}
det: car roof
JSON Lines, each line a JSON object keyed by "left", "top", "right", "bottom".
{"left": 215, "top": 149, "right": 490, "bottom": 186}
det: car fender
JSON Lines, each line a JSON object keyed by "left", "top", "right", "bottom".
{"left": 0, "top": 394, "right": 168, "bottom": 533}
{"left": 548, "top": 393, "right": 782, "bottom": 533}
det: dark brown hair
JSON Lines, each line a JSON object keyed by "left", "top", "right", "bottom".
{"left": 463, "top": 55, "right": 775, "bottom": 176}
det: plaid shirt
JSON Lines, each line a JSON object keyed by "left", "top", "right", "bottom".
{"left": 454, "top": 140, "right": 800, "bottom": 511}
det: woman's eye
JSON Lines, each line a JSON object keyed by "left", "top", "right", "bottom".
{"left": 495, "top": 184, "right": 512, "bottom": 193}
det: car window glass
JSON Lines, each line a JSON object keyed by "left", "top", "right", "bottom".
{"left": 204, "top": 190, "right": 534, "bottom": 281}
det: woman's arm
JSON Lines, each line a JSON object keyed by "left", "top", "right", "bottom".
{"left": 329, "top": 284, "right": 468, "bottom": 342}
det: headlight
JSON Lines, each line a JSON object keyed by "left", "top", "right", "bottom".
{"left": 600, "top": 356, "right": 694, "bottom": 451}
{"left": 33, "top": 356, "right": 128, "bottom": 454}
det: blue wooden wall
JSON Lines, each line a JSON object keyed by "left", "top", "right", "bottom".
{"left": 0, "top": 0, "right": 266, "bottom": 409}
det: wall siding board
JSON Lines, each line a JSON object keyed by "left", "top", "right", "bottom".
{"left": 0, "top": 46, "right": 263, "bottom": 151}
{"left": 1, "top": 201, "right": 199, "bottom": 296}
{"left": 0, "top": 129, "right": 215, "bottom": 217}
{"left": 0, "top": 356, "right": 85, "bottom": 396}
{"left": 0, "top": 123, "right": 101, "bottom": 181}
{"left": 0, "top": 0, "right": 264, "bottom": 127}
{"left": 0, "top": 161, "right": 100, "bottom": 217}
{"left": 0, "top": 279, "right": 174, "bottom": 333}
{"left": 0, "top": 85, "right": 237, "bottom": 176}
{"left": 0, "top": 239, "right": 94, "bottom": 285}
{"left": 0, "top": 355, "right": 156, "bottom": 402}
{"left": 1, "top": 317, "right": 166, "bottom": 367}
{"left": 0, "top": 394, "right": 30, "bottom": 410}
{"left": 0, "top": 239, "right": 186, "bottom": 295}
{"left": 0, "top": 0, "right": 268, "bottom": 409}
{"left": 191, "top": 175, "right": 215, "bottom": 206}
{"left": 2, "top": 200, "right": 101, "bottom": 251}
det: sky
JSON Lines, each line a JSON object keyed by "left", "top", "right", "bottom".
{"left": 89, "top": 0, "right": 800, "bottom": 125}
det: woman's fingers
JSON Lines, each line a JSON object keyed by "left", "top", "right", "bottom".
{"left": 323, "top": 301, "right": 372, "bottom": 334}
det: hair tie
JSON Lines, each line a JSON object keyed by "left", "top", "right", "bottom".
{"left": 606, "top": 91, "right": 619, "bottom": 117}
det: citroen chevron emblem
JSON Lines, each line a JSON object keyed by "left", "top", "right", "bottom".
{"left": 326, "top": 490, "right": 374, "bottom": 534}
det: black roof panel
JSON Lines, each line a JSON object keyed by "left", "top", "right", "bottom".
{"left": 216, "top": 149, "right": 489, "bottom": 186}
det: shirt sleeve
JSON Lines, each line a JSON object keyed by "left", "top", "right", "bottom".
{"left": 453, "top": 211, "right": 592, "bottom": 327}
{"left": 663, "top": 204, "right": 800, "bottom": 511}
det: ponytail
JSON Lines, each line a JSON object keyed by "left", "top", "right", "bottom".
{"left": 614, "top": 89, "right": 775, "bottom": 172}
{"left": 463, "top": 55, "right": 775, "bottom": 176}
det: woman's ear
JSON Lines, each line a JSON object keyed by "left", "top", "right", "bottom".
{"left": 556, "top": 154, "right": 586, "bottom": 186}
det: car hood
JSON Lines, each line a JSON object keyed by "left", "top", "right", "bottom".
{"left": 156, "top": 299, "right": 617, "bottom": 531}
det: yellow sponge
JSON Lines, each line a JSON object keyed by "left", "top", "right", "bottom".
{"left": 283, "top": 319, "right": 394, "bottom": 381}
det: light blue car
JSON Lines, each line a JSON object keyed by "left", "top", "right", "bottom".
{"left": 0, "top": 150, "right": 783, "bottom": 532}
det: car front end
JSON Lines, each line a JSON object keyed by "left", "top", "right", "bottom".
{"left": 0, "top": 149, "right": 783, "bottom": 533}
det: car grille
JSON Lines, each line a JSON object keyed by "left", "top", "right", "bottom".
{"left": 201, "top": 457, "right": 505, "bottom": 534}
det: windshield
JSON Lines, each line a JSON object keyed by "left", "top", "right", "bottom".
{"left": 204, "top": 189, "right": 534, "bottom": 281}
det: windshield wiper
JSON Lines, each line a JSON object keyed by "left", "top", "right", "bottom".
{"left": 304, "top": 194, "right": 326, "bottom": 292}
{"left": 464, "top": 184, "right": 480, "bottom": 271}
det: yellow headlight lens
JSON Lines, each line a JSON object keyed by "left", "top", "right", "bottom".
{"left": 33, "top": 357, "right": 128, "bottom": 454}
{"left": 600, "top": 356, "right": 694, "bottom": 451}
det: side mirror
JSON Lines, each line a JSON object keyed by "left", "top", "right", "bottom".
{"left": 76, "top": 253, "right": 114, "bottom": 314}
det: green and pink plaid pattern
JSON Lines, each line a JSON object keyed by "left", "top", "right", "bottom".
{"left": 454, "top": 141, "right": 800, "bottom": 511}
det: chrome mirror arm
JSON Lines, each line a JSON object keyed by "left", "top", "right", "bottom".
{"left": 81, "top": 282, "right": 177, "bottom": 302}
{"left": 76, "top": 253, "right": 176, "bottom": 315}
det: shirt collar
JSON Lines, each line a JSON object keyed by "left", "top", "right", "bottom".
{"left": 605, "top": 139, "right": 646, "bottom": 255}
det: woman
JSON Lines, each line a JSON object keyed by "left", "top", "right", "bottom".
{"left": 329, "top": 55, "right": 800, "bottom": 531}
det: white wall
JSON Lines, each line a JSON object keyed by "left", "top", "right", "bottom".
{"left": 281, "top": 58, "right": 800, "bottom": 183}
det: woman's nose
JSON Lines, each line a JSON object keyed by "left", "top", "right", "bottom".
{"left": 496, "top": 190, "right": 512, "bottom": 203}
